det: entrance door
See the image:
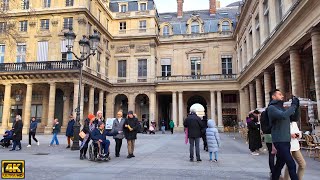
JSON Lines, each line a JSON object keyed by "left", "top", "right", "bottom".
{"left": 191, "top": 57, "right": 201, "bottom": 78}
{"left": 54, "top": 89, "right": 64, "bottom": 125}
{"left": 10, "top": 105, "right": 23, "bottom": 126}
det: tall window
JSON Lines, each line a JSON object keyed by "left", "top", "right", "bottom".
{"left": 263, "top": 0, "right": 270, "bottom": 36}
{"left": 140, "top": 3, "right": 146, "bottom": 11}
{"left": 0, "top": 44, "right": 5, "bottom": 63}
{"left": 31, "top": 105, "right": 42, "bottom": 122}
{"left": 139, "top": 20, "right": 146, "bottom": 32}
{"left": 0, "top": 22, "right": 6, "bottom": 33}
{"left": 22, "top": 0, "right": 29, "bottom": 9}
{"left": 138, "top": 59, "right": 147, "bottom": 78}
{"left": 161, "top": 58, "right": 171, "bottom": 77}
{"left": 191, "top": 21, "right": 199, "bottom": 34}
{"left": 105, "top": 57, "right": 109, "bottom": 77}
{"left": 43, "top": 0, "right": 51, "bottom": 8}
{"left": 63, "top": 17, "right": 73, "bottom": 29}
{"left": 17, "top": 43, "right": 26, "bottom": 63}
{"left": 222, "top": 21, "right": 230, "bottom": 31}
{"left": 190, "top": 57, "right": 201, "bottom": 76}
{"left": 19, "top": 20, "right": 28, "bottom": 32}
{"left": 96, "top": 51, "right": 101, "bottom": 73}
{"left": 1, "top": 0, "right": 9, "bottom": 11}
{"left": 222, "top": 56, "right": 232, "bottom": 75}
{"left": 255, "top": 15, "right": 260, "bottom": 48}
{"left": 37, "top": 41, "right": 49, "bottom": 62}
{"left": 120, "top": 4, "right": 127, "bottom": 12}
{"left": 118, "top": 60, "right": 126, "bottom": 78}
{"left": 119, "top": 22, "right": 126, "bottom": 33}
{"left": 163, "top": 25, "right": 169, "bottom": 36}
{"left": 66, "top": 0, "right": 74, "bottom": 7}
{"left": 40, "top": 19, "right": 49, "bottom": 30}
{"left": 61, "top": 39, "right": 72, "bottom": 61}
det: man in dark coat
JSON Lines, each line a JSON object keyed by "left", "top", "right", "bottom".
{"left": 247, "top": 113, "right": 262, "bottom": 155}
{"left": 66, "top": 115, "right": 75, "bottom": 148}
{"left": 183, "top": 110, "right": 204, "bottom": 162}
{"left": 123, "top": 111, "right": 139, "bottom": 158}
{"left": 10, "top": 115, "right": 23, "bottom": 151}
{"left": 201, "top": 116, "right": 208, "bottom": 151}
{"left": 112, "top": 111, "right": 126, "bottom": 157}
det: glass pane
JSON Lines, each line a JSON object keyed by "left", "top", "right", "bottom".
{"left": 37, "top": 105, "right": 42, "bottom": 118}
{"left": 31, "top": 105, "right": 36, "bottom": 118}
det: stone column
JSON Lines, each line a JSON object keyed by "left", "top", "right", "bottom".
{"left": 63, "top": 90, "right": 70, "bottom": 128}
{"left": 244, "top": 86, "right": 250, "bottom": 115}
{"left": 311, "top": 28, "right": 320, "bottom": 120}
{"left": 178, "top": 91, "right": 183, "bottom": 128}
{"left": 44, "top": 83, "right": 56, "bottom": 134}
{"left": 149, "top": 92, "right": 156, "bottom": 127}
{"left": 217, "top": 91, "right": 223, "bottom": 131}
{"left": 88, "top": 86, "right": 94, "bottom": 114}
{"left": 274, "top": 62, "right": 285, "bottom": 93}
{"left": 255, "top": 78, "right": 263, "bottom": 108}
{"left": 23, "top": 83, "right": 33, "bottom": 134}
{"left": 289, "top": 47, "right": 303, "bottom": 97}
{"left": 210, "top": 91, "right": 216, "bottom": 121}
{"left": 239, "top": 89, "right": 246, "bottom": 122}
{"left": 99, "top": 90, "right": 104, "bottom": 114}
{"left": 106, "top": 93, "right": 114, "bottom": 117}
{"left": 128, "top": 93, "right": 135, "bottom": 112}
{"left": 41, "top": 91, "right": 48, "bottom": 127}
{"left": 172, "top": 91, "right": 178, "bottom": 127}
{"left": 249, "top": 83, "right": 256, "bottom": 110}
{"left": 72, "top": 82, "right": 79, "bottom": 118}
{"left": 264, "top": 71, "right": 272, "bottom": 107}
{"left": 1, "top": 84, "right": 11, "bottom": 133}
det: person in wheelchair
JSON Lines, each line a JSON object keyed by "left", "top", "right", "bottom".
{"left": 91, "top": 122, "right": 120, "bottom": 159}
{"left": 0, "top": 129, "right": 13, "bottom": 148}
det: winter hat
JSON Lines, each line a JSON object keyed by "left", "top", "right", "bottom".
{"left": 128, "top": 111, "right": 133, "bottom": 115}
{"left": 98, "top": 121, "right": 104, "bottom": 127}
{"left": 88, "top": 113, "right": 95, "bottom": 120}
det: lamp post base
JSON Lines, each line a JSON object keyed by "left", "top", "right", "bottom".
{"left": 71, "top": 123, "right": 81, "bottom": 151}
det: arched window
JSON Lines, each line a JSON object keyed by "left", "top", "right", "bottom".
{"left": 222, "top": 21, "right": 231, "bottom": 31}
{"left": 191, "top": 21, "right": 199, "bottom": 34}
{"left": 163, "top": 25, "right": 169, "bottom": 36}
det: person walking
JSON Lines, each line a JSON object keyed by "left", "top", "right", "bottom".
{"left": 206, "top": 119, "right": 221, "bottom": 162}
{"left": 268, "top": 89, "right": 299, "bottom": 180}
{"left": 123, "top": 111, "right": 139, "bottom": 158}
{"left": 10, "top": 115, "right": 23, "bottom": 151}
{"left": 247, "top": 113, "right": 262, "bottom": 155}
{"left": 284, "top": 117, "right": 306, "bottom": 180}
{"left": 161, "top": 119, "right": 166, "bottom": 134}
{"left": 80, "top": 114, "right": 96, "bottom": 160}
{"left": 201, "top": 116, "right": 208, "bottom": 151}
{"left": 169, "top": 119, "right": 175, "bottom": 134}
{"left": 112, "top": 111, "right": 125, "bottom": 157}
{"left": 183, "top": 109, "right": 204, "bottom": 162}
{"left": 49, "top": 118, "right": 60, "bottom": 146}
{"left": 27, "top": 117, "right": 39, "bottom": 147}
{"left": 65, "top": 115, "right": 75, "bottom": 148}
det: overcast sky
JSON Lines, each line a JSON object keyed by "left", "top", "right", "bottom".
{"left": 154, "top": 0, "right": 240, "bottom": 13}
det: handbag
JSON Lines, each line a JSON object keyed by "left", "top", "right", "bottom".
{"left": 79, "top": 131, "right": 86, "bottom": 139}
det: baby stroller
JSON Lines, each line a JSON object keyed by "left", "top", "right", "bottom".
{"left": 0, "top": 130, "right": 13, "bottom": 148}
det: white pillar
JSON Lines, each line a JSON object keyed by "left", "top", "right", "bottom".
{"left": 217, "top": 91, "right": 223, "bottom": 131}
{"left": 172, "top": 91, "right": 178, "bottom": 127}
{"left": 249, "top": 83, "right": 256, "bottom": 110}
{"left": 99, "top": 90, "right": 104, "bottom": 115}
{"left": 264, "top": 71, "right": 272, "bottom": 107}
{"left": 23, "top": 83, "right": 33, "bottom": 134}
{"left": 289, "top": 47, "right": 303, "bottom": 97}
{"left": 256, "top": 78, "right": 263, "bottom": 108}
{"left": 210, "top": 91, "right": 216, "bottom": 121}
{"left": 275, "top": 62, "right": 285, "bottom": 93}
{"left": 88, "top": 86, "right": 95, "bottom": 114}
{"left": 178, "top": 91, "right": 183, "bottom": 128}
{"left": 44, "top": 83, "right": 56, "bottom": 134}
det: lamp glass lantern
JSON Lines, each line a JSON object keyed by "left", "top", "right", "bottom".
{"left": 64, "top": 28, "right": 76, "bottom": 51}
{"left": 79, "top": 35, "right": 90, "bottom": 56}
{"left": 89, "top": 30, "right": 101, "bottom": 52}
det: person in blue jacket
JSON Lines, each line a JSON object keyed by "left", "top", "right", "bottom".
{"left": 27, "top": 117, "right": 39, "bottom": 147}
{"left": 65, "top": 115, "right": 75, "bottom": 148}
{"left": 91, "top": 121, "right": 119, "bottom": 157}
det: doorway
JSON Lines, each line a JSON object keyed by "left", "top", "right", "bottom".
{"left": 54, "top": 89, "right": 64, "bottom": 125}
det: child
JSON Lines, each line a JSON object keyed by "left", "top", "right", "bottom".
{"left": 206, "top": 119, "right": 221, "bottom": 162}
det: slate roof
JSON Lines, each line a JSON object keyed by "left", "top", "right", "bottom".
{"left": 109, "top": 0, "right": 155, "bottom": 12}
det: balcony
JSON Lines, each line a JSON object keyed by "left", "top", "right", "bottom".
{"left": 0, "top": 61, "right": 80, "bottom": 72}
{"left": 155, "top": 74, "right": 238, "bottom": 82}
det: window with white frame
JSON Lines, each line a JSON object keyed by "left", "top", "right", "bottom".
{"left": 66, "top": 0, "right": 74, "bottom": 7}
{"left": 1, "top": 0, "right": 9, "bottom": 11}
{"left": 222, "top": 56, "right": 232, "bottom": 75}
{"left": 96, "top": 51, "right": 101, "bottom": 73}
{"left": 118, "top": 60, "right": 126, "bottom": 78}
{"left": 0, "top": 22, "right": 6, "bottom": 33}
{"left": 139, "top": 20, "right": 146, "bottom": 32}
{"left": 191, "top": 21, "right": 199, "bottom": 34}
{"left": 163, "top": 25, "right": 169, "bottom": 36}
{"left": 61, "top": 39, "right": 72, "bottom": 61}
{"left": 40, "top": 19, "right": 50, "bottom": 30}
{"left": 17, "top": 43, "right": 26, "bottom": 63}
{"left": 19, "top": 20, "right": 28, "bottom": 32}
{"left": 37, "top": 41, "right": 49, "bottom": 62}
{"left": 190, "top": 57, "right": 201, "bottom": 76}
{"left": 43, "top": 0, "right": 51, "bottom": 8}
{"left": 63, "top": 17, "right": 73, "bottom": 29}
{"left": 221, "top": 21, "right": 230, "bottom": 31}
{"left": 119, "top": 22, "right": 126, "bottom": 32}
{"left": 161, "top": 59, "right": 171, "bottom": 77}
{"left": 120, "top": 4, "right": 127, "bottom": 12}
{"left": 0, "top": 44, "right": 5, "bottom": 63}
{"left": 22, "top": 0, "right": 29, "bottom": 10}
{"left": 139, "top": 3, "right": 147, "bottom": 11}
{"left": 138, "top": 59, "right": 147, "bottom": 78}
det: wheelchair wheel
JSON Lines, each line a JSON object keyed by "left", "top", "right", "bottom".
{"left": 88, "top": 143, "right": 96, "bottom": 161}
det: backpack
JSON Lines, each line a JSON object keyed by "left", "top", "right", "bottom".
{"left": 261, "top": 107, "right": 272, "bottom": 134}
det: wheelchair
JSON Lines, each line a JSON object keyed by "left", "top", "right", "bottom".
{"left": 88, "top": 141, "right": 111, "bottom": 161}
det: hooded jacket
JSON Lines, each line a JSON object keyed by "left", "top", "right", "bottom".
{"left": 206, "top": 119, "right": 220, "bottom": 152}
{"left": 267, "top": 100, "right": 297, "bottom": 143}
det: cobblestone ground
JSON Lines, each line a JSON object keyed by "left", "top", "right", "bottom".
{"left": 0, "top": 132, "right": 319, "bottom": 180}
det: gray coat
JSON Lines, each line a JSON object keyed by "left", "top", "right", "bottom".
{"left": 112, "top": 118, "right": 125, "bottom": 139}
{"left": 206, "top": 119, "right": 221, "bottom": 152}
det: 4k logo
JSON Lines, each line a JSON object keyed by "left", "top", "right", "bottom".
{"left": 1, "top": 160, "right": 25, "bottom": 179}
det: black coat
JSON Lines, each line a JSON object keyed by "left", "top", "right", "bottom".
{"left": 247, "top": 120, "right": 262, "bottom": 151}
{"left": 52, "top": 123, "right": 60, "bottom": 134}
{"left": 12, "top": 120, "right": 23, "bottom": 141}
{"left": 183, "top": 113, "right": 204, "bottom": 138}
{"left": 123, "top": 117, "right": 139, "bottom": 140}
{"left": 66, "top": 119, "right": 75, "bottom": 137}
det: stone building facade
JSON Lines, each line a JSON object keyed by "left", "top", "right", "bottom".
{"left": 0, "top": 0, "right": 319, "bottom": 134}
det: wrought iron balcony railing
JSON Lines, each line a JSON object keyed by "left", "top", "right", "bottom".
{"left": 0, "top": 61, "right": 80, "bottom": 72}
{"left": 155, "top": 74, "right": 238, "bottom": 82}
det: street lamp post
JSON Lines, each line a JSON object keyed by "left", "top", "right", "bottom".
{"left": 64, "top": 28, "right": 100, "bottom": 150}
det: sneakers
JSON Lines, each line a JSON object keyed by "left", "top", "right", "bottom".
{"left": 213, "top": 159, "right": 218, "bottom": 162}
{"left": 197, "top": 159, "right": 202, "bottom": 162}
{"left": 66, "top": 145, "right": 70, "bottom": 148}
{"left": 251, "top": 152, "right": 260, "bottom": 156}
{"left": 131, "top": 154, "right": 135, "bottom": 157}
{"left": 27, "top": 145, "right": 31, "bottom": 148}
{"left": 127, "top": 155, "right": 132, "bottom": 159}
{"left": 37, "top": 141, "right": 40, "bottom": 146}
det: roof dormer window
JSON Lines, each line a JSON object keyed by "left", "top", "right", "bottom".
{"left": 119, "top": 4, "right": 127, "bottom": 12}
{"left": 191, "top": 21, "right": 199, "bottom": 34}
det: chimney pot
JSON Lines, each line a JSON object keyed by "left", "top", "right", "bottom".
{"left": 210, "top": 0, "right": 217, "bottom": 15}
{"left": 177, "top": 0, "right": 184, "bottom": 18}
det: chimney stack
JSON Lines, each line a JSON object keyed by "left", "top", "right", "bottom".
{"left": 177, "top": 0, "right": 184, "bottom": 18}
{"left": 217, "top": 0, "right": 221, "bottom": 9}
{"left": 209, "top": 0, "right": 216, "bottom": 16}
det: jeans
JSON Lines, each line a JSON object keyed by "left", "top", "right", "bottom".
{"left": 284, "top": 150, "right": 306, "bottom": 180}
{"left": 273, "top": 142, "right": 298, "bottom": 180}
{"left": 12, "top": 140, "right": 21, "bottom": 150}
{"left": 98, "top": 139, "right": 110, "bottom": 155}
{"left": 50, "top": 133, "right": 59, "bottom": 145}
{"left": 115, "top": 138, "right": 123, "bottom": 156}
{"left": 127, "top": 139, "right": 135, "bottom": 155}
{"left": 266, "top": 143, "right": 275, "bottom": 175}
{"left": 189, "top": 137, "right": 200, "bottom": 160}
{"left": 209, "top": 152, "right": 218, "bottom": 160}
{"left": 28, "top": 132, "right": 38, "bottom": 145}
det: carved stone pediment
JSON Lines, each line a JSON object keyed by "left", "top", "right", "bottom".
{"left": 135, "top": 45, "right": 149, "bottom": 53}
{"left": 116, "top": 46, "right": 129, "bottom": 54}
{"left": 186, "top": 49, "right": 206, "bottom": 59}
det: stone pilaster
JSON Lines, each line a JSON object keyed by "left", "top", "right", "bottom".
{"left": 0, "top": 84, "right": 11, "bottom": 134}
{"left": 275, "top": 62, "right": 285, "bottom": 93}
{"left": 217, "top": 91, "right": 223, "bottom": 132}
{"left": 210, "top": 91, "right": 216, "bottom": 122}
{"left": 128, "top": 93, "right": 135, "bottom": 112}
{"left": 44, "top": 83, "right": 56, "bottom": 134}
{"left": 23, "top": 83, "right": 32, "bottom": 134}
{"left": 178, "top": 91, "right": 183, "bottom": 128}
{"left": 244, "top": 86, "right": 250, "bottom": 115}
{"left": 249, "top": 83, "right": 256, "bottom": 110}
{"left": 88, "top": 86, "right": 95, "bottom": 114}
{"left": 239, "top": 89, "right": 246, "bottom": 122}
{"left": 255, "top": 78, "right": 263, "bottom": 108}
{"left": 99, "top": 90, "right": 104, "bottom": 115}
{"left": 264, "top": 71, "right": 272, "bottom": 107}
{"left": 172, "top": 91, "right": 178, "bottom": 127}
{"left": 149, "top": 92, "right": 156, "bottom": 127}
{"left": 289, "top": 47, "right": 303, "bottom": 97}
{"left": 311, "top": 28, "right": 320, "bottom": 120}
